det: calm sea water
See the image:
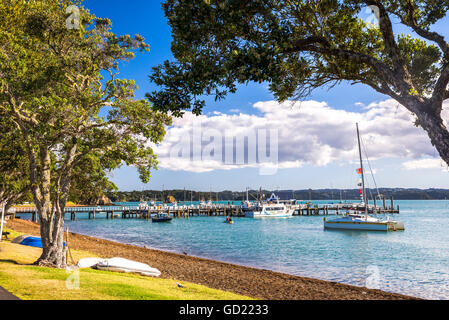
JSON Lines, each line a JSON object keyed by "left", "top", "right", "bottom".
{"left": 61, "top": 200, "right": 449, "bottom": 299}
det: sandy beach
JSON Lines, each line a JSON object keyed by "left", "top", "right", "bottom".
{"left": 6, "top": 219, "right": 416, "bottom": 300}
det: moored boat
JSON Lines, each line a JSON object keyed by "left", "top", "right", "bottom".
{"left": 138, "top": 199, "right": 149, "bottom": 210}
{"left": 151, "top": 212, "right": 172, "bottom": 223}
{"left": 323, "top": 123, "right": 404, "bottom": 232}
{"left": 243, "top": 193, "right": 294, "bottom": 218}
{"left": 324, "top": 213, "right": 405, "bottom": 231}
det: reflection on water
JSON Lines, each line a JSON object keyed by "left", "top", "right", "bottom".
{"left": 60, "top": 200, "right": 449, "bottom": 299}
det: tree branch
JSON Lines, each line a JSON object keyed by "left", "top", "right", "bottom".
{"left": 433, "top": 63, "right": 449, "bottom": 103}
{"left": 288, "top": 38, "right": 413, "bottom": 97}
{"left": 391, "top": 1, "right": 449, "bottom": 57}
{"left": 364, "top": 1, "right": 412, "bottom": 83}
{"left": 1, "top": 84, "right": 39, "bottom": 126}
{"left": 444, "top": 90, "right": 449, "bottom": 101}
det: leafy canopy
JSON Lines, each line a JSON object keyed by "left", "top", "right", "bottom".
{"left": 148, "top": 0, "right": 449, "bottom": 117}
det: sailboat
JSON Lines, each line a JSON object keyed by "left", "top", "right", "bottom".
{"left": 323, "top": 124, "right": 405, "bottom": 231}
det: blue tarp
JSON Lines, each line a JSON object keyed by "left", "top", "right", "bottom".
{"left": 19, "top": 237, "right": 66, "bottom": 249}
{"left": 20, "top": 237, "right": 43, "bottom": 248}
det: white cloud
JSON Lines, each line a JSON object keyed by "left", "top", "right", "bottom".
{"left": 151, "top": 99, "right": 449, "bottom": 173}
{"left": 402, "top": 159, "right": 448, "bottom": 171}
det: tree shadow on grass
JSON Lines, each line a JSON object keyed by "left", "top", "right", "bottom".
{"left": 0, "top": 259, "right": 35, "bottom": 266}
{"left": 0, "top": 259, "right": 21, "bottom": 265}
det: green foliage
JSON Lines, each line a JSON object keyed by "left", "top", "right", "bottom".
{"left": 397, "top": 35, "right": 441, "bottom": 95}
{"left": 68, "top": 154, "right": 118, "bottom": 204}
{"left": 0, "top": 114, "right": 31, "bottom": 205}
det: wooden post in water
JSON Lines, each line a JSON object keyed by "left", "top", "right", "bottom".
{"left": 390, "top": 196, "right": 394, "bottom": 210}
{"left": 383, "top": 196, "right": 386, "bottom": 210}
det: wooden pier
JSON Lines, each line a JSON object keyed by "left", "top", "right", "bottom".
{"left": 11, "top": 199, "right": 400, "bottom": 222}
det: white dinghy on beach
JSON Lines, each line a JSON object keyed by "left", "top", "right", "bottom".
{"left": 77, "top": 257, "right": 161, "bottom": 277}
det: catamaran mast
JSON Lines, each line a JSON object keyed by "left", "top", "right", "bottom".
{"left": 356, "top": 123, "right": 368, "bottom": 216}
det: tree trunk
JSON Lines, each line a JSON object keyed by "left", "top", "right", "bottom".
{"left": 31, "top": 147, "right": 67, "bottom": 268}
{"left": 36, "top": 207, "right": 66, "bottom": 268}
{"left": 416, "top": 104, "right": 449, "bottom": 167}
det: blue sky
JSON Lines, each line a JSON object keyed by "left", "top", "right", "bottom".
{"left": 84, "top": 0, "right": 449, "bottom": 191}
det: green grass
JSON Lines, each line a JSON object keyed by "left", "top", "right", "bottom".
{"left": 0, "top": 228, "right": 253, "bottom": 300}
{"left": 2, "top": 227, "right": 22, "bottom": 240}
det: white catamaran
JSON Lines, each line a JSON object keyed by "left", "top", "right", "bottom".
{"left": 323, "top": 124, "right": 405, "bottom": 231}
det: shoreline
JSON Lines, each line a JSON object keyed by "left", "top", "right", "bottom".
{"left": 6, "top": 219, "right": 417, "bottom": 300}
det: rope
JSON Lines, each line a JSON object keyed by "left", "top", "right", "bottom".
{"left": 65, "top": 227, "right": 77, "bottom": 266}
{"left": 360, "top": 135, "right": 381, "bottom": 200}
{"left": 67, "top": 245, "right": 76, "bottom": 266}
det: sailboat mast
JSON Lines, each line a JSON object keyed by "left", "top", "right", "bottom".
{"left": 356, "top": 123, "right": 368, "bottom": 216}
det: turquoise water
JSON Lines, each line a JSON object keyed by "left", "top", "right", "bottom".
{"left": 63, "top": 200, "right": 449, "bottom": 299}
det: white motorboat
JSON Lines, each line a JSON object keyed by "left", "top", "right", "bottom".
{"left": 138, "top": 199, "right": 149, "bottom": 210}
{"left": 323, "top": 123, "right": 405, "bottom": 232}
{"left": 243, "top": 193, "right": 294, "bottom": 218}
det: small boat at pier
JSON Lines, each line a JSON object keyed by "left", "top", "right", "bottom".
{"left": 151, "top": 212, "right": 172, "bottom": 223}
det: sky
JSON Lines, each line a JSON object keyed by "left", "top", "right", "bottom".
{"left": 83, "top": 0, "right": 449, "bottom": 192}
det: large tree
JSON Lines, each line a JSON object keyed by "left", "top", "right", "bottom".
{"left": 148, "top": 0, "right": 449, "bottom": 164}
{"left": 0, "top": 0, "right": 171, "bottom": 267}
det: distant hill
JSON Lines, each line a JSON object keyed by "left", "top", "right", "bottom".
{"left": 107, "top": 188, "right": 449, "bottom": 202}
